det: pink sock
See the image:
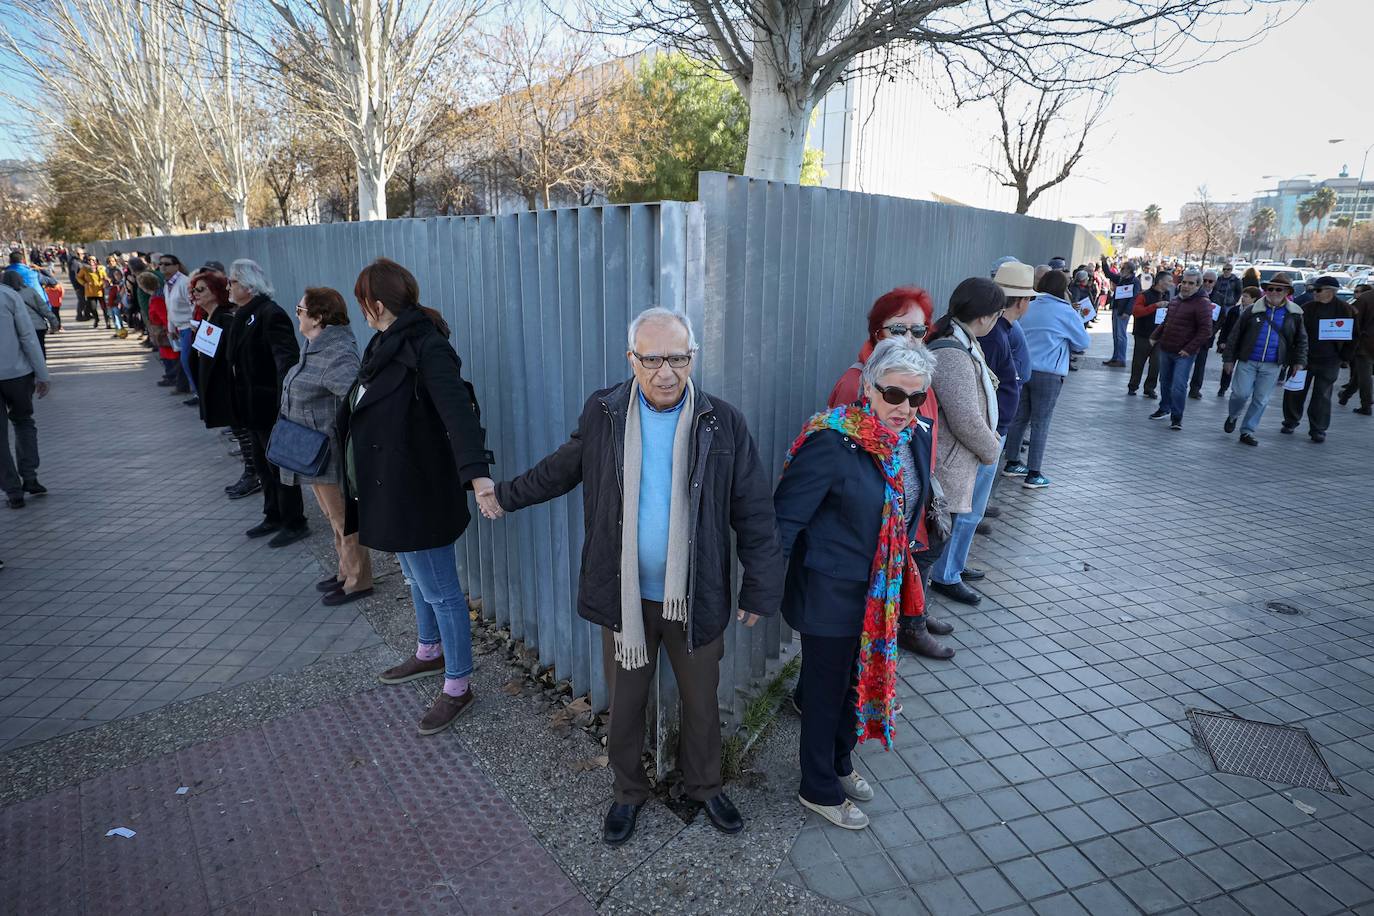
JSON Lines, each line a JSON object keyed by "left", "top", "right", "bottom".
{"left": 443, "top": 676, "right": 469, "bottom": 697}
{"left": 416, "top": 642, "right": 441, "bottom": 662}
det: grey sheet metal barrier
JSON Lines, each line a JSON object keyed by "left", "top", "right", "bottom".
{"left": 90, "top": 174, "right": 1100, "bottom": 745}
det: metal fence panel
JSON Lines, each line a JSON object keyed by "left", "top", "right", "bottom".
{"left": 90, "top": 177, "right": 1100, "bottom": 731}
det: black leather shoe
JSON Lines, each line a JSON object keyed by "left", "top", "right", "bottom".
{"left": 602, "top": 802, "right": 643, "bottom": 846}
{"left": 246, "top": 520, "right": 282, "bottom": 538}
{"left": 982, "top": 505, "right": 1001, "bottom": 519}
{"left": 925, "top": 615, "right": 954, "bottom": 636}
{"left": 1279, "top": 425, "right": 1294, "bottom": 435}
{"left": 1223, "top": 417, "right": 1237, "bottom": 434}
{"left": 316, "top": 576, "right": 343, "bottom": 593}
{"left": 703, "top": 793, "right": 744, "bottom": 834}
{"left": 21, "top": 480, "right": 46, "bottom": 496}
{"left": 975, "top": 522, "right": 992, "bottom": 536}
{"left": 961, "top": 567, "right": 986, "bottom": 581}
{"left": 929, "top": 580, "right": 981, "bottom": 605}
{"left": 268, "top": 525, "right": 310, "bottom": 548}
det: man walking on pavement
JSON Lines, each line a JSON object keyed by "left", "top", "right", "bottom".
{"left": 1338, "top": 284, "right": 1374, "bottom": 415}
{"left": 1186, "top": 269, "right": 1225, "bottom": 400}
{"left": 481, "top": 307, "right": 783, "bottom": 848}
{"left": 1281, "top": 276, "right": 1354, "bottom": 443}
{"left": 1100, "top": 256, "right": 1139, "bottom": 367}
{"left": 1148, "top": 269, "right": 1212, "bottom": 430}
{"left": 1, "top": 281, "right": 51, "bottom": 508}
{"left": 1222, "top": 272, "right": 1308, "bottom": 447}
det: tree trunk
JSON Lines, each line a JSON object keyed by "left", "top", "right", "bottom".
{"left": 358, "top": 163, "right": 387, "bottom": 221}
{"left": 742, "top": 52, "right": 809, "bottom": 182}
{"left": 233, "top": 198, "right": 249, "bottom": 230}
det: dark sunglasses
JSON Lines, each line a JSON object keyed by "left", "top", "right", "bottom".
{"left": 875, "top": 384, "right": 928, "bottom": 408}
{"left": 882, "top": 323, "right": 927, "bottom": 338}
{"left": 632, "top": 351, "right": 692, "bottom": 369}
{"left": 1262, "top": 285, "right": 1288, "bottom": 293}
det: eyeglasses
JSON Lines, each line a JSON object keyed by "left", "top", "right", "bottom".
{"left": 1262, "top": 285, "right": 1288, "bottom": 293}
{"left": 295, "top": 304, "right": 308, "bottom": 313}
{"left": 874, "top": 384, "right": 928, "bottom": 408}
{"left": 632, "top": 351, "right": 693, "bottom": 369}
{"left": 882, "top": 323, "right": 927, "bottom": 338}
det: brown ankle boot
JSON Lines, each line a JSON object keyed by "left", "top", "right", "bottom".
{"left": 898, "top": 617, "right": 955, "bottom": 659}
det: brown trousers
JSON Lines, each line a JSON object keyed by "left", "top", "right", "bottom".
{"left": 601, "top": 600, "right": 724, "bottom": 805}
{"left": 311, "top": 483, "right": 373, "bottom": 592}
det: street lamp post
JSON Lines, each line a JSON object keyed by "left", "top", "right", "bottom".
{"left": 1329, "top": 139, "right": 1373, "bottom": 263}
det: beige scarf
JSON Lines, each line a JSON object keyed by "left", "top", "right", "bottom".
{"left": 617, "top": 379, "right": 695, "bottom": 669}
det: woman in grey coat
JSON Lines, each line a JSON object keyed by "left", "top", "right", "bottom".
{"left": 279, "top": 287, "right": 373, "bottom": 605}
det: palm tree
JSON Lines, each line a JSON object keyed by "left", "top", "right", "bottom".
{"left": 1335, "top": 215, "right": 1354, "bottom": 230}
{"left": 1297, "top": 197, "right": 1317, "bottom": 254}
{"left": 1144, "top": 203, "right": 1162, "bottom": 228}
{"left": 1310, "top": 185, "right": 1339, "bottom": 232}
{"left": 1249, "top": 206, "right": 1277, "bottom": 258}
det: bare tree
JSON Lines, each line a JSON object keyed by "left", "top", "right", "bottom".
{"left": 983, "top": 82, "right": 1108, "bottom": 215}
{"left": 1181, "top": 186, "right": 1237, "bottom": 267}
{"left": 591, "top": 0, "right": 1300, "bottom": 182}
{"left": 178, "top": 0, "right": 264, "bottom": 229}
{"left": 254, "top": 0, "right": 485, "bottom": 220}
{"left": 0, "top": 0, "right": 190, "bottom": 233}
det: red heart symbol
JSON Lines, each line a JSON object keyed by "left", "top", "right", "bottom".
{"left": 1335, "top": 320, "right": 1344, "bottom": 327}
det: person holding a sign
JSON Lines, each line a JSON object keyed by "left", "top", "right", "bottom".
{"left": 1280, "top": 277, "right": 1354, "bottom": 443}
{"left": 1100, "top": 256, "right": 1140, "bottom": 367}
{"left": 1185, "top": 270, "right": 1225, "bottom": 400}
{"left": 1222, "top": 272, "right": 1308, "bottom": 447}
{"left": 1127, "top": 272, "right": 1169, "bottom": 397}
{"left": 1147, "top": 270, "right": 1212, "bottom": 430}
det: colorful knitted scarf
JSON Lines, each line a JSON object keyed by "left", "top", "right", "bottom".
{"left": 783, "top": 402, "right": 925, "bottom": 749}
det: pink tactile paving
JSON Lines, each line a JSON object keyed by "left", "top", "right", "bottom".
{"left": 214, "top": 866, "right": 338, "bottom": 916}
{"left": 443, "top": 836, "right": 582, "bottom": 915}
{"left": 0, "top": 787, "right": 83, "bottom": 916}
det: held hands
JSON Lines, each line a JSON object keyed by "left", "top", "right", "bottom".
{"left": 473, "top": 477, "right": 504, "bottom": 520}
{"left": 736, "top": 609, "right": 759, "bottom": 627}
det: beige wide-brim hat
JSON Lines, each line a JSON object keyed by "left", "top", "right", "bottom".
{"left": 993, "top": 262, "right": 1037, "bottom": 298}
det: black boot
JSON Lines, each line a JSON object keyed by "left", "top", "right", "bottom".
{"left": 925, "top": 615, "right": 954, "bottom": 636}
{"left": 898, "top": 616, "right": 955, "bottom": 659}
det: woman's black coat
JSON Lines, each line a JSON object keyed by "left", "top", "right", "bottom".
{"left": 338, "top": 311, "right": 493, "bottom": 553}
{"left": 197, "top": 304, "right": 238, "bottom": 429}
{"left": 773, "top": 422, "right": 933, "bottom": 638}
{"left": 226, "top": 294, "right": 299, "bottom": 432}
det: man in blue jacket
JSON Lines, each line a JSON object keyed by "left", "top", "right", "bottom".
{"left": 6, "top": 251, "right": 44, "bottom": 298}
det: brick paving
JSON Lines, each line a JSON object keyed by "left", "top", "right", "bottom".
{"left": 0, "top": 685, "right": 590, "bottom": 915}
{"left": 0, "top": 321, "right": 380, "bottom": 753}
{"left": 781, "top": 328, "right": 1374, "bottom": 915}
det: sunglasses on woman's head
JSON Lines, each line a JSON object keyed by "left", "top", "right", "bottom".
{"left": 882, "top": 323, "right": 926, "bottom": 338}
{"left": 875, "top": 384, "right": 928, "bottom": 408}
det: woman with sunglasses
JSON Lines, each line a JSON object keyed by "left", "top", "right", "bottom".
{"left": 773, "top": 337, "right": 942, "bottom": 831}
{"left": 925, "top": 278, "right": 1008, "bottom": 608}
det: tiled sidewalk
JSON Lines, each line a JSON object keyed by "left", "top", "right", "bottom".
{"left": 783, "top": 328, "right": 1374, "bottom": 914}
{"left": 0, "top": 686, "right": 590, "bottom": 915}
{"left": 0, "top": 323, "right": 379, "bottom": 752}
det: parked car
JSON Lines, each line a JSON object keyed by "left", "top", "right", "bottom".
{"left": 1337, "top": 288, "right": 1356, "bottom": 304}
{"left": 1325, "top": 263, "right": 1346, "bottom": 271}
{"left": 1288, "top": 258, "right": 1314, "bottom": 268}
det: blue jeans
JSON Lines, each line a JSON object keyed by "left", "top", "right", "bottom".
{"left": 178, "top": 327, "right": 198, "bottom": 395}
{"left": 931, "top": 435, "right": 1003, "bottom": 585}
{"left": 109, "top": 307, "right": 124, "bottom": 330}
{"left": 1157, "top": 350, "right": 1196, "bottom": 419}
{"left": 1111, "top": 311, "right": 1130, "bottom": 363}
{"left": 1004, "top": 371, "right": 1064, "bottom": 475}
{"left": 398, "top": 542, "right": 473, "bottom": 679}
{"left": 1227, "top": 361, "right": 1281, "bottom": 435}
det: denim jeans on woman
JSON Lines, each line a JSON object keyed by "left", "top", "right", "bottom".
{"left": 1157, "top": 350, "right": 1197, "bottom": 420}
{"left": 1227, "top": 360, "right": 1282, "bottom": 435}
{"left": 398, "top": 542, "right": 473, "bottom": 680}
{"left": 931, "top": 434, "right": 1003, "bottom": 585}
{"left": 178, "top": 327, "right": 198, "bottom": 395}
{"left": 1004, "top": 371, "right": 1064, "bottom": 475}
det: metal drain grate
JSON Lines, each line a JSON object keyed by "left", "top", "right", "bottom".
{"left": 1187, "top": 709, "right": 1346, "bottom": 795}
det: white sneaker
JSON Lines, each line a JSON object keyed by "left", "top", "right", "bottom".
{"left": 839, "top": 771, "right": 875, "bottom": 802}
{"left": 800, "top": 795, "right": 870, "bottom": 830}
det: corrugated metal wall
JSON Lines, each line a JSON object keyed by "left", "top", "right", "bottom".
{"left": 90, "top": 176, "right": 1100, "bottom": 736}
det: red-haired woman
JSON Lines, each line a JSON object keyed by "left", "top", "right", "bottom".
{"left": 338, "top": 258, "right": 494, "bottom": 736}
{"left": 826, "top": 287, "right": 950, "bottom": 655}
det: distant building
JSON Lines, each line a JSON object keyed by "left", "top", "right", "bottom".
{"left": 1252, "top": 172, "right": 1374, "bottom": 239}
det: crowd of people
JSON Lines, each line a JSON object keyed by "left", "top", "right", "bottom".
{"left": 4, "top": 235, "right": 1372, "bottom": 847}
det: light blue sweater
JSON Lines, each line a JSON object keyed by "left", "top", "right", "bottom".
{"left": 636, "top": 391, "right": 685, "bottom": 601}
{"left": 1019, "top": 293, "right": 1092, "bottom": 376}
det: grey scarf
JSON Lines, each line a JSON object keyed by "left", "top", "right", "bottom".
{"left": 617, "top": 380, "right": 695, "bottom": 669}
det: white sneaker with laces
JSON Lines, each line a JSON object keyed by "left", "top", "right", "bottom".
{"left": 839, "top": 771, "right": 875, "bottom": 802}
{"left": 799, "top": 795, "right": 870, "bottom": 830}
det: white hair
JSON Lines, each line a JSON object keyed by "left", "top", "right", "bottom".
{"left": 628, "top": 307, "right": 696, "bottom": 351}
{"left": 861, "top": 337, "right": 936, "bottom": 390}
{"left": 229, "top": 258, "right": 274, "bottom": 297}
{"left": 1182, "top": 268, "right": 1203, "bottom": 284}
{"left": 1202, "top": 269, "right": 1218, "bottom": 280}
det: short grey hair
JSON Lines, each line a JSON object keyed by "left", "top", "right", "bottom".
{"left": 1074, "top": 269, "right": 1089, "bottom": 282}
{"left": 861, "top": 338, "right": 935, "bottom": 391}
{"left": 628, "top": 307, "right": 696, "bottom": 351}
{"left": 229, "top": 259, "right": 274, "bottom": 297}
{"left": 1202, "top": 269, "right": 1218, "bottom": 281}
{"left": 1181, "top": 268, "right": 1203, "bottom": 284}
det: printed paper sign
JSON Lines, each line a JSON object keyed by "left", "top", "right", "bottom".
{"left": 1211, "top": 305, "right": 1221, "bottom": 321}
{"left": 1154, "top": 307, "right": 1168, "bottom": 324}
{"left": 1318, "top": 318, "right": 1353, "bottom": 341}
{"left": 1114, "top": 286, "right": 1135, "bottom": 300}
{"left": 192, "top": 321, "right": 222, "bottom": 357}
{"left": 1283, "top": 369, "right": 1308, "bottom": 391}
{"left": 1078, "top": 297, "right": 1097, "bottom": 322}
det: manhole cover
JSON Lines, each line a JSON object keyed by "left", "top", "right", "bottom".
{"left": 1265, "top": 601, "right": 1302, "bottom": 615}
{"left": 1187, "top": 709, "right": 1345, "bottom": 795}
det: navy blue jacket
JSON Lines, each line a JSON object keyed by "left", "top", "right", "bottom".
{"left": 978, "top": 319, "right": 1021, "bottom": 436}
{"left": 774, "top": 423, "right": 933, "bottom": 637}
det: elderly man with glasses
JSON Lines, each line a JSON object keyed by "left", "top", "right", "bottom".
{"left": 1186, "top": 269, "right": 1226, "bottom": 400}
{"left": 160, "top": 254, "right": 197, "bottom": 404}
{"left": 479, "top": 307, "right": 782, "bottom": 848}
{"left": 1147, "top": 269, "right": 1213, "bottom": 430}
{"left": 1281, "top": 276, "right": 1355, "bottom": 443}
{"left": 1221, "top": 273, "right": 1308, "bottom": 446}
